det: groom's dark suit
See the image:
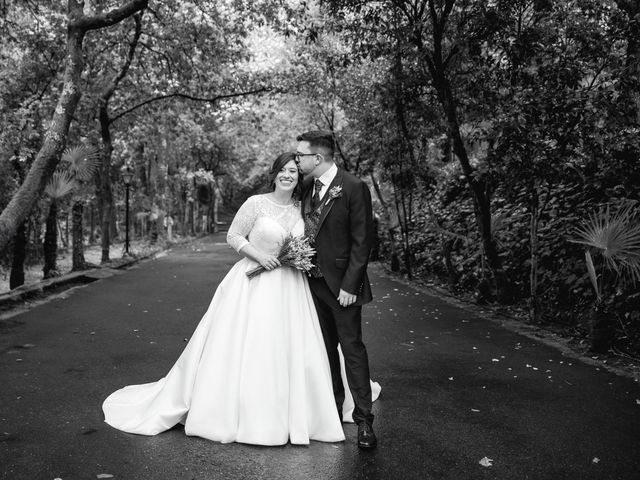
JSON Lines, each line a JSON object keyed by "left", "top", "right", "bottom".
{"left": 302, "top": 166, "right": 374, "bottom": 426}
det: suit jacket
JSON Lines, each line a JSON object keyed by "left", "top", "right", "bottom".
{"left": 302, "top": 167, "right": 373, "bottom": 306}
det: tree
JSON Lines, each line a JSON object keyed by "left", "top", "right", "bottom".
{"left": 42, "top": 171, "right": 74, "bottom": 278}
{"left": 0, "top": 0, "right": 148, "bottom": 254}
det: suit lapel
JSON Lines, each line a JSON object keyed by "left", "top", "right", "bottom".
{"left": 301, "top": 176, "right": 313, "bottom": 218}
{"left": 314, "top": 169, "right": 344, "bottom": 237}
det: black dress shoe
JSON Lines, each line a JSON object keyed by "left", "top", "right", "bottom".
{"left": 357, "top": 423, "right": 377, "bottom": 449}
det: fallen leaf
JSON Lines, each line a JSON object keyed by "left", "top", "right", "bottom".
{"left": 479, "top": 457, "right": 493, "bottom": 467}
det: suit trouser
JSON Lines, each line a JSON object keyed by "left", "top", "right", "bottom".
{"left": 308, "top": 276, "right": 374, "bottom": 425}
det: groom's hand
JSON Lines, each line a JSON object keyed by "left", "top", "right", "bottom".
{"left": 338, "top": 289, "right": 357, "bottom": 307}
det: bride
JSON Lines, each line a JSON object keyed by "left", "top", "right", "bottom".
{"left": 102, "top": 152, "right": 379, "bottom": 445}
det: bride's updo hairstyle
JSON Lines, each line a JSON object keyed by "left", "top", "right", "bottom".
{"left": 268, "top": 152, "right": 301, "bottom": 199}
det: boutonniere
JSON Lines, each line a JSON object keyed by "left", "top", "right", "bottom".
{"left": 327, "top": 186, "right": 343, "bottom": 200}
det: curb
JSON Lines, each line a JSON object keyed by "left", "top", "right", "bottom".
{"left": 0, "top": 237, "right": 195, "bottom": 311}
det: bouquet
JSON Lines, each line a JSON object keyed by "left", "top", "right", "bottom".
{"left": 246, "top": 234, "right": 316, "bottom": 279}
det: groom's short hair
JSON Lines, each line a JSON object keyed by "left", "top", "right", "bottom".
{"left": 297, "top": 130, "right": 335, "bottom": 159}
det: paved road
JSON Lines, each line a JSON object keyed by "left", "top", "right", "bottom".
{"left": 1, "top": 234, "right": 639, "bottom": 480}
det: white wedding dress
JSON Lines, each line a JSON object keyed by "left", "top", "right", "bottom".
{"left": 103, "top": 194, "right": 380, "bottom": 445}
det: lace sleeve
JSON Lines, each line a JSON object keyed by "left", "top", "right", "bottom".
{"left": 227, "top": 196, "right": 258, "bottom": 253}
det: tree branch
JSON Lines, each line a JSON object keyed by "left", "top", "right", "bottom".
{"left": 71, "top": 0, "right": 148, "bottom": 32}
{"left": 109, "top": 88, "right": 270, "bottom": 124}
{"left": 443, "top": 44, "right": 459, "bottom": 69}
{"left": 440, "top": 0, "right": 455, "bottom": 31}
{"left": 103, "top": 12, "right": 143, "bottom": 104}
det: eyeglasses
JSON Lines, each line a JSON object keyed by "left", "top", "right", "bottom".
{"left": 294, "top": 152, "right": 317, "bottom": 163}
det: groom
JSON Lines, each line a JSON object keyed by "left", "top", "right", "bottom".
{"left": 296, "top": 130, "right": 377, "bottom": 449}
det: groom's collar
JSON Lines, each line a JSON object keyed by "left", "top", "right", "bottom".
{"left": 316, "top": 163, "right": 338, "bottom": 187}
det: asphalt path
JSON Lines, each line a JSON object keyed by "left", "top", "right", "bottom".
{"left": 1, "top": 234, "right": 639, "bottom": 480}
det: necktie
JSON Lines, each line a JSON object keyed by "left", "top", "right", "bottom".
{"left": 312, "top": 179, "right": 323, "bottom": 208}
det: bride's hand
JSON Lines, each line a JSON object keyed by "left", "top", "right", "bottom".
{"left": 258, "top": 254, "right": 281, "bottom": 271}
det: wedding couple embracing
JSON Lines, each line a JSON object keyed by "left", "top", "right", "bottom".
{"left": 103, "top": 130, "right": 381, "bottom": 449}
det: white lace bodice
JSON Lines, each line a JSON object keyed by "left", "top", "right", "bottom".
{"left": 227, "top": 194, "right": 304, "bottom": 255}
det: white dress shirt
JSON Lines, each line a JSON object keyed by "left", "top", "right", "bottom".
{"left": 315, "top": 163, "right": 338, "bottom": 201}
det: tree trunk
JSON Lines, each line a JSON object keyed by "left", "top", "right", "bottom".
{"left": 98, "top": 105, "right": 114, "bottom": 263}
{"left": 71, "top": 202, "right": 86, "bottom": 271}
{"left": 189, "top": 201, "right": 195, "bottom": 236}
{"left": 0, "top": 33, "right": 83, "bottom": 253}
{"left": 436, "top": 71, "right": 501, "bottom": 273}
{"left": 97, "top": 12, "right": 142, "bottom": 263}
{"left": 9, "top": 222, "right": 27, "bottom": 289}
{"left": 616, "top": 0, "right": 640, "bottom": 121}
{"left": 405, "top": 0, "right": 505, "bottom": 298}
{"left": 43, "top": 201, "right": 59, "bottom": 279}
{"left": 369, "top": 171, "right": 401, "bottom": 271}
{"left": 442, "top": 237, "right": 458, "bottom": 286}
{"left": 89, "top": 203, "right": 95, "bottom": 244}
{"left": 590, "top": 300, "right": 615, "bottom": 353}
{"left": 0, "top": 0, "right": 148, "bottom": 254}
{"left": 65, "top": 210, "right": 70, "bottom": 250}
{"left": 529, "top": 187, "right": 540, "bottom": 321}
{"left": 392, "top": 171, "right": 413, "bottom": 279}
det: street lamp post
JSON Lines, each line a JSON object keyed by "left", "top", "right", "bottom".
{"left": 122, "top": 167, "right": 134, "bottom": 256}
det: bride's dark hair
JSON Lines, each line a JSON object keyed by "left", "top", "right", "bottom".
{"left": 268, "top": 152, "right": 301, "bottom": 199}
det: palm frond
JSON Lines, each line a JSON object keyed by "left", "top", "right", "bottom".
{"left": 491, "top": 211, "right": 514, "bottom": 234}
{"left": 62, "top": 146, "right": 101, "bottom": 182}
{"left": 45, "top": 171, "right": 76, "bottom": 199}
{"left": 584, "top": 250, "right": 600, "bottom": 299}
{"left": 570, "top": 202, "right": 640, "bottom": 286}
